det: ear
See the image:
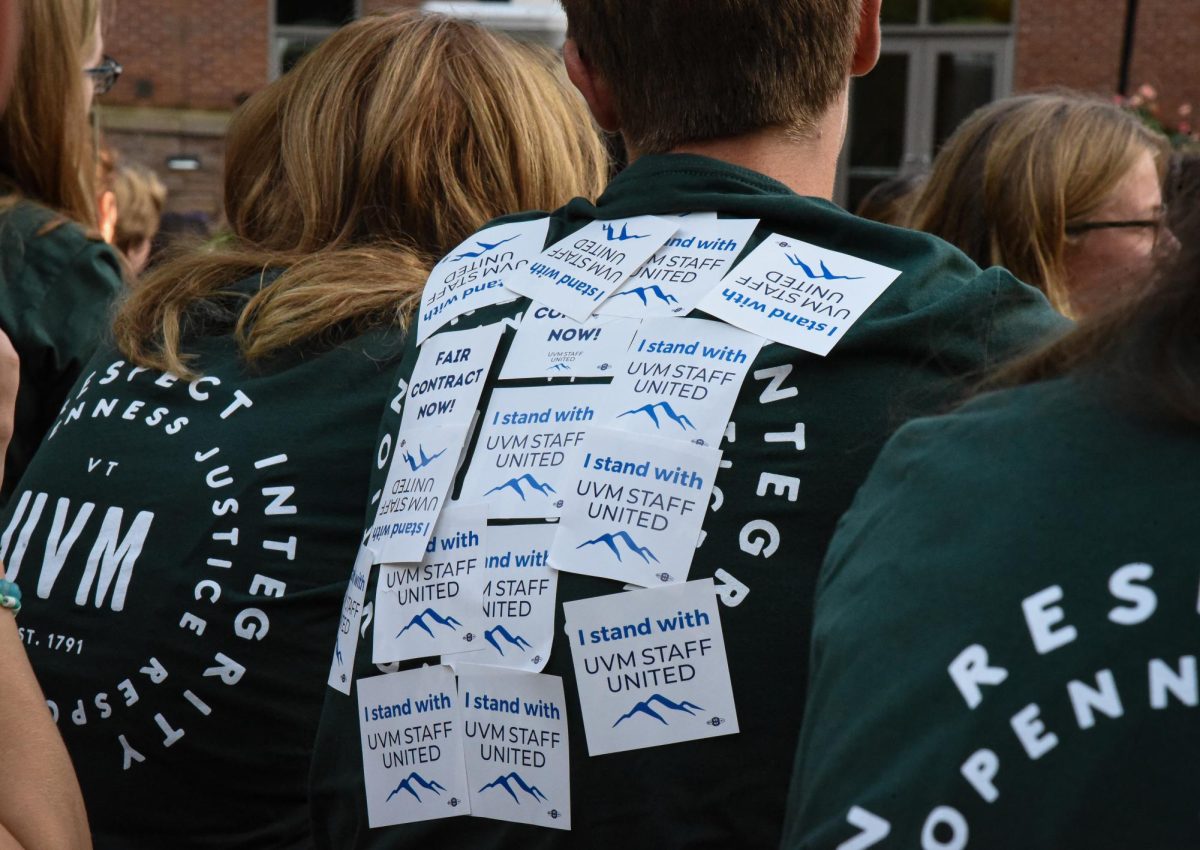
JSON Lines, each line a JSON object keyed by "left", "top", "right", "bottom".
{"left": 563, "top": 37, "right": 621, "bottom": 133}
{"left": 850, "top": 0, "right": 883, "bottom": 77}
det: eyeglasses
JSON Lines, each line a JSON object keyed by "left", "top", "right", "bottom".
{"left": 1066, "top": 205, "right": 1171, "bottom": 247}
{"left": 84, "top": 55, "right": 122, "bottom": 95}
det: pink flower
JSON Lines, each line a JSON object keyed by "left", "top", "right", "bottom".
{"left": 1129, "top": 94, "right": 1145, "bottom": 107}
{"left": 1179, "top": 102, "right": 1193, "bottom": 117}
{"left": 1178, "top": 120, "right": 1191, "bottom": 134}
{"left": 1138, "top": 83, "right": 1158, "bottom": 100}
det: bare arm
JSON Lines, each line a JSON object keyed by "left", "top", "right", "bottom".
{"left": 0, "top": 329, "right": 91, "bottom": 849}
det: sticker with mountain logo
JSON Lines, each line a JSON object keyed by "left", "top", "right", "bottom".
{"left": 462, "top": 385, "right": 600, "bottom": 520}
{"left": 597, "top": 216, "right": 759, "bottom": 319}
{"left": 373, "top": 503, "right": 488, "bottom": 664}
{"left": 449, "top": 523, "right": 558, "bottom": 673}
{"left": 550, "top": 426, "right": 721, "bottom": 587}
{"left": 563, "top": 578, "right": 738, "bottom": 755}
{"left": 460, "top": 668, "right": 570, "bottom": 829}
{"left": 357, "top": 666, "right": 470, "bottom": 827}
{"left": 497, "top": 306, "right": 639, "bottom": 380}
{"left": 602, "top": 317, "right": 764, "bottom": 448}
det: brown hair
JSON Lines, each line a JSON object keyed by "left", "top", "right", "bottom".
{"left": 559, "top": 0, "right": 862, "bottom": 154}
{"left": 0, "top": 0, "right": 100, "bottom": 226}
{"left": 113, "top": 11, "right": 608, "bottom": 377}
{"left": 113, "top": 163, "right": 167, "bottom": 253}
{"left": 909, "top": 93, "right": 1168, "bottom": 317}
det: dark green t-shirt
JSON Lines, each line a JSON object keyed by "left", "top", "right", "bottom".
{"left": 0, "top": 200, "right": 124, "bottom": 503}
{"left": 0, "top": 281, "right": 406, "bottom": 848}
{"left": 309, "top": 154, "right": 1069, "bottom": 849}
{"left": 782, "top": 375, "right": 1200, "bottom": 849}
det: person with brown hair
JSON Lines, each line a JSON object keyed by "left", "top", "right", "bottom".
{"left": 782, "top": 171, "right": 1200, "bottom": 850}
{"left": 311, "top": 2, "right": 1065, "bottom": 848}
{"left": 0, "top": 0, "right": 123, "bottom": 504}
{"left": 111, "top": 163, "right": 167, "bottom": 276}
{"left": 910, "top": 92, "right": 1174, "bottom": 318}
{"left": 0, "top": 10, "right": 605, "bottom": 848}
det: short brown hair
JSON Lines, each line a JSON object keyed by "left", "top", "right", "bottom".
{"left": 113, "top": 163, "right": 167, "bottom": 253}
{"left": 560, "top": 0, "right": 862, "bottom": 153}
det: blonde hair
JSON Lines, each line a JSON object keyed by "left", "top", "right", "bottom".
{"left": 113, "top": 163, "right": 167, "bottom": 253}
{"left": 910, "top": 93, "right": 1168, "bottom": 316}
{"left": 0, "top": 0, "right": 100, "bottom": 226}
{"left": 113, "top": 11, "right": 608, "bottom": 377}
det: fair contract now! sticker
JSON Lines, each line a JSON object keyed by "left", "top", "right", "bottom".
{"left": 695, "top": 234, "right": 900, "bottom": 356}
{"left": 358, "top": 666, "right": 471, "bottom": 827}
{"left": 563, "top": 579, "right": 738, "bottom": 756}
{"left": 598, "top": 217, "right": 759, "bottom": 318}
{"left": 401, "top": 323, "right": 504, "bottom": 433}
{"left": 460, "top": 385, "right": 598, "bottom": 520}
{"left": 504, "top": 216, "right": 680, "bottom": 322}
{"left": 373, "top": 504, "right": 489, "bottom": 665}
{"left": 417, "top": 219, "right": 550, "bottom": 344}
{"left": 497, "top": 307, "right": 639, "bottom": 380}
{"left": 549, "top": 427, "right": 721, "bottom": 587}
{"left": 603, "top": 318, "right": 764, "bottom": 448}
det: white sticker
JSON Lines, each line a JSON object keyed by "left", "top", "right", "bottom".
{"left": 498, "top": 307, "right": 639, "bottom": 380}
{"left": 695, "top": 234, "right": 901, "bottom": 355}
{"left": 369, "top": 424, "right": 462, "bottom": 564}
{"left": 374, "top": 504, "right": 489, "bottom": 664}
{"left": 549, "top": 427, "right": 721, "bottom": 586}
{"left": 598, "top": 218, "right": 758, "bottom": 318}
{"left": 328, "top": 545, "right": 374, "bottom": 694}
{"left": 603, "top": 318, "right": 763, "bottom": 448}
{"left": 459, "top": 669, "right": 571, "bottom": 830}
{"left": 401, "top": 323, "right": 504, "bottom": 432}
{"left": 504, "top": 216, "right": 680, "bottom": 321}
{"left": 417, "top": 219, "right": 549, "bottom": 344}
{"left": 449, "top": 524, "right": 558, "bottom": 672}
{"left": 357, "top": 667, "right": 471, "bottom": 827}
{"left": 460, "top": 386, "right": 597, "bottom": 519}
{"left": 563, "top": 580, "right": 738, "bottom": 756}
{"left": 673, "top": 211, "right": 718, "bottom": 220}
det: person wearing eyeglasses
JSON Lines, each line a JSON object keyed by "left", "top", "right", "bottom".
{"left": 0, "top": 0, "right": 123, "bottom": 505}
{"left": 908, "top": 92, "right": 1175, "bottom": 319}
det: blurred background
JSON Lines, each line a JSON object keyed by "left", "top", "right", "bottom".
{"left": 98, "top": 0, "right": 1196, "bottom": 223}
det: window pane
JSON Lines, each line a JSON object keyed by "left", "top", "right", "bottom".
{"left": 881, "top": 0, "right": 918, "bottom": 24}
{"left": 934, "top": 52, "right": 995, "bottom": 150}
{"left": 930, "top": 0, "right": 1012, "bottom": 24}
{"left": 277, "top": 33, "right": 328, "bottom": 74}
{"left": 849, "top": 53, "right": 909, "bottom": 169}
{"left": 276, "top": 0, "right": 355, "bottom": 27}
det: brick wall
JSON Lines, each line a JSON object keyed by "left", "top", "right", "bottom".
{"left": 103, "top": 0, "right": 270, "bottom": 112}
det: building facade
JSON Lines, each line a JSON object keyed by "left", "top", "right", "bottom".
{"left": 98, "top": 0, "right": 1194, "bottom": 218}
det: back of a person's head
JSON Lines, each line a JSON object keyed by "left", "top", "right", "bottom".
{"left": 910, "top": 92, "right": 1167, "bottom": 314}
{"left": 113, "top": 163, "right": 167, "bottom": 253}
{"left": 225, "top": 11, "right": 606, "bottom": 261}
{"left": 116, "top": 10, "right": 608, "bottom": 376}
{"left": 559, "top": 0, "right": 861, "bottom": 154}
{"left": 0, "top": 0, "right": 99, "bottom": 226}
{"left": 855, "top": 172, "right": 925, "bottom": 226}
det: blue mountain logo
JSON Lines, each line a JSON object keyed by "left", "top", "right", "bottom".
{"left": 613, "top": 693, "right": 704, "bottom": 728}
{"left": 618, "top": 401, "right": 695, "bottom": 431}
{"left": 484, "top": 625, "right": 533, "bottom": 656}
{"left": 577, "top": 530, "right": 658, "bottom": 564}
{"left": 451, "top": 234, "right": 518, "bottom": 261}
{"left": 385, "top": 771, "right": 447, "bottom": 802}
{"left": 602, "top": 222, "right": 648, "bottom": 241}
{"left": 396, "top": 607, "right": 463, "bottom": 639}
{"left": 548, "top": 363, "right": 571, "bottom": 372}
{"left": 402, "top": 444, "right": 447, "bottom": 472}
{"left": 785, "top": 254, "right": 863, "bottom": 281}
{"left": 478, "top": 771, "right": 549, "bottom": 804}
{"left": 484, "top": 473, "right": 557, "bottom": 501}
{"left": 614, "top": 285, "right": 680, "bottom": 306}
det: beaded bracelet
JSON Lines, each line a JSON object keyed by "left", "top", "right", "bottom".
{"left": 0, "top": 579, "right": 20, "bottom": 616}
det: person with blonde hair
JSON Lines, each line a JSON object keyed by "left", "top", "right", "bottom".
{"left": 910, "top": 92, "right": 1173, "bottom": 318}
{"left": 112, "top": 163, "right": 167, "bottom": 275}
{"left": 0, "top": 0, "right": 123, "bottom": 503}
{"left": 0, "top": 10, "right": 605, "bottom": 848}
